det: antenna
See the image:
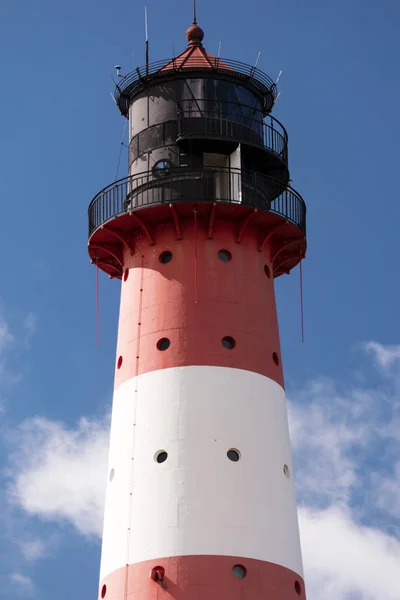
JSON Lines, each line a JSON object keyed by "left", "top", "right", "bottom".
{"left": 145, "top": 6, "right": 149, "bottom": 76}
{"left": 254, "top": 52, "right": 261, "bottom": 69}
{"left": 217, "top": 41, "right": 221, "bottom": 58}
{"left": 109, "top": 92, "right": 117, "bottom": 105}
{"left": 275, "top": 91, "right": 281, "bottom": 104}
{"left": 193, "top": 0, "right": 197, "bottom": 24}
{"left": 275, "top": 70, "right": 282, "bottom": 84}
{"left": 114, "top": 65, "right": 122, "bottom": 78}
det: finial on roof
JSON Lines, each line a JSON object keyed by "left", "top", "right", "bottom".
{"left": 186, "top": 0, "right": 204, "bottom": 47}
{"left": 186, "top": 0, "right": 204, "bottom": 46}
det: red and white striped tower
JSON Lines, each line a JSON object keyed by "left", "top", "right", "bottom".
{"left": 88, "top": 18, "right": 307, "bottom": 600}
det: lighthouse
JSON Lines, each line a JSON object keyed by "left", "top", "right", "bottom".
{"left": 88, "top": 15, "right": 307, "bottom": 600}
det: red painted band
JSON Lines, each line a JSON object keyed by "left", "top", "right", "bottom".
{"left": 99, "top": 555, "right": 305, "bottom": 600}
{"left": 113, "top": 219, "right": 284, "bottom": 390}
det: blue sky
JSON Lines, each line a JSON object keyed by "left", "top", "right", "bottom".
{"left": 1, "top": 0, "right": 400, "bottom": 598}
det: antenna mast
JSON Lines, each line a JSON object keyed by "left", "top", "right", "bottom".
{"left": 145, "top": 6, "right": 149, "bottom": 76}
{"left": 193, "top": 0, "right": 197, "bottom": 24}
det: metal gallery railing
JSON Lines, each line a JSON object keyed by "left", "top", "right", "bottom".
{"left": 88, "top": 167, "right": 305, "bottom": 238}
{"left": 114, "top": 57, "right": 277, "bottom": 116}
{"left": 177, "top": 100, "right": 288, "bottom": 163}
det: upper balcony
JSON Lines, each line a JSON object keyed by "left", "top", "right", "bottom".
{"left": 176, "top": 99, "right": 288, "bottom": 177}
{"left": 114, "top": 58, "right": 277, "bottom": 117}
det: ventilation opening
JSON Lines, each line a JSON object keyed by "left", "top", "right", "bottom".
{"left": 218, "top": 249, "right": 232, "bottom": 262}
{"left": 124, "top": 269, "right": 129, "bottom": 281}
{"left": 227, "top": 449, "right": 240, "bottom": 462}
{"left": 159, "top": 251, "right": 173, "bottom": 264}
{"left": 101, "top": 584, "right": 107, "bottom": 598}
{"left": 117, "top": 356, "right": 123, "bottom": 369}
{"left": 232, "top": 564, "right": 247, "bottom": 579}
{"left": 157, "top": 338, "right": 171, "bottom": 351}
{"left": 272, "top": 352, "right": 280, "bottom": 366}
{"left": 222, "top": 336, "right": 236, "bottom": 349}
{"left": 264, "top": 264, "right": 271, "bottom": 278}
{"left": 295, "top": 581, "right": 302, "bottom": 595}
{"left": 155, "top": 450, "right": 168, "bottom": 464}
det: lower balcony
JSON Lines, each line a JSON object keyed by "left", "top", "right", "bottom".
{"left": 88, "top": 166, "right": 306, "bottom": 279}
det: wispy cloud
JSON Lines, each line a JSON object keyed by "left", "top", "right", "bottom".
{"left": 7, "top": 415, "right": 110, "bottom": 537}
{"left": 10, "top": 572, "right": 36, "bottom": 595}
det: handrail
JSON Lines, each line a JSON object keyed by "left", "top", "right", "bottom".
{"left": 115, "top": 57, "right": 277, "bottom": 117}
{"left": 88, "top": 167, "right": 305, "bottom": 238}
{"left": 176, "top": 99, "right": 288, "bottom": 162}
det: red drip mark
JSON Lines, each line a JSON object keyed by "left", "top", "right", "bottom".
{"left": 194, "top": 209, "right": 198, "bottom": 303}
{"left": 300, "top": 259, "right": 304, "bottom": 343}
{"left": 95, "top": 257, "right": 100, "bottom": 347}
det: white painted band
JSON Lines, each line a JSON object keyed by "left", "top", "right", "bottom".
{"left": 100, "top": 366, "right": 303, "bottom": 579}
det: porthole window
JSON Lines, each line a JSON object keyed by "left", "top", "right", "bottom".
{"left": 232, "top": 564, "right": 247, "bottom": 579}
{"left": 157, "top": 338, "right": 171, "bottom": 351}
{"left": 101, "top": 584, "right": 107, "bottom": 598}
{"left": 153, "top": 159, "right": 171, "bottom": 177}
{"left": 159, "top": 251, "right": 173, "bottom": 264}
{"left": 272, "top": 352, "right": 280, "bottom": 366}
{"left": 283, "top": 464, "right": 290, "bottom": 478}
{"left": 117, "top": 355, "right": 123, "bottom": 369}
{"left": 222, "top": 336, "right": 236, "bottom": 349}
{"left": 264, "top": 264, "right": 271, "bottom": 278}
{"left": 295, "top": 581, "right": 302, "bottom": 595}
{"left": 227, "top": 449, "right": 240, "bottom": 462}
{"left": 155, "top": 450, "right": 168, "bottom": 464}
{"left": 218, "top": 249, "right": 232, "bottom": 262}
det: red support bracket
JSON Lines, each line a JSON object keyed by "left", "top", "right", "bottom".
{"left": 258, "top": 220, "right": 288, "bottom": 252}
{"left": 169, "top": 204, "right": 182, "bottom": 240}
{"left": 105, "top": 227, "right": 134, "bottom": 255}
{"left": 271, "top": 237, "right": 304, "bottom": 264}
{"left": 207, "top": 202, "right": 217, "bottom": 239}
{"left": 89, "top": 243, "right": 123, "bottom": 268}
{"left": 236, "top": 208, "right": 257, "bottom": 243}
{"left": 128, "top": 212, "right": 154, "bottom": 246}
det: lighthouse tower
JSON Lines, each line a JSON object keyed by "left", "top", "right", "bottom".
{"left": 88, "top": 16, "right": 307, "bottom": 600}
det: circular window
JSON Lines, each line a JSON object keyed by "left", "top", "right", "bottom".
{"left": 227, "top": 449, "right": 240, "bottom": 462}
{"left": 159, "top": 251, "right": 173, "bottom": 264}
{"left": 222, "top": 336, "right": 236, "bottom": 350}
{"left": 264, "top": 264, "right": 271, "bottom": 278}
{"left": 218, "top": 249, "right": 232, "bottom": 262}
{"left": 109, "top": 468, "right": 115, "bottom": 482}
{"left": 272, "top": 352, "right": 280, "bottom": 366}
{"left": 101, "top": 584, "right": 107, "bottom": 598}
{"left": 157, "top": 338, "right": 171, "bottom": 351}
{"left": 124, "top": 268, "right": 129, "bottom": 281}
{"left": 153, "top": 159, "right": 171, "bottom": 177}
{"left": 283, "top": 464, "right": 290, "bottom": 478}
{"left": 117, "top": 356, "right": 123, "bottom": 369}
{"left": 232, "top": 564, "right": 247, "bottom": 579}
{"left": 155, "top": 450, "right": 168, "bottom": 464}
{"left": 295, "top": 581, "right": 302, "bottom": 595}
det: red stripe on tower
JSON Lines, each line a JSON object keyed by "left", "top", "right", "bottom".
{"left": 87, "top": 15, "right": 307, "bottom": 600}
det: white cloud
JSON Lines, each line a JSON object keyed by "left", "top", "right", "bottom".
{"left": 364, "top": 341, "right": 400, "bottom": 370}
{"left": 19, "top": 538, "right": 47, "bottom": 561}
{"left": 10, "top": 572, "right": 35, "bottom": 595}
{"left": 300, "top": 505, "right": 400, "bottom": 600}
{"left": 7, "top": 415, "right": 110, "bottom": 537}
